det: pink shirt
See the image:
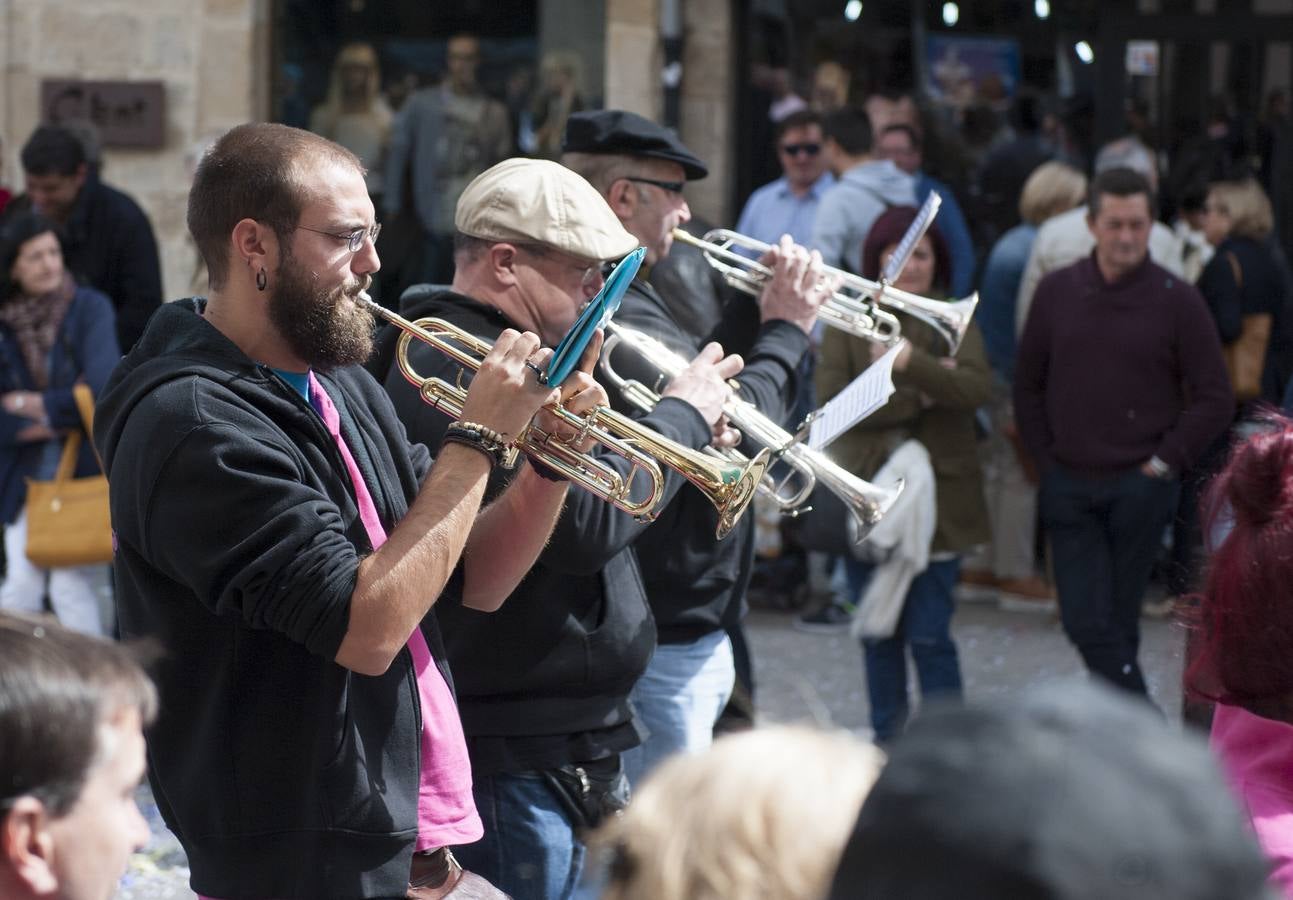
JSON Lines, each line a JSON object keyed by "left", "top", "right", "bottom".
{"left": 1212, "top": 702, "right": 1293, "bottom": 897}
{"left": 308, "top": 374, "right": 481, "bottom": 850}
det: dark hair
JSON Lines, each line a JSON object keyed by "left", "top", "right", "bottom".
{"left": 1088, "top": 166, "right": 1156, "bottom": 218}
{"left": 20, "top": 125, "right": 87, "bottom": 177}
{"left": 1187, "top": 418, "right": 1293, "bottom": 711}
{"left": 861, "top": 205, "right": 952, "bottom": 294}
{"left": 880, "top": 123, "right": 922, "bottom": 151}
{"left": 0, "top": 613, "right": 157, "bottom": 818}
{"left": 775, "top": 109, "right": 823, "bottom": 142}
{"left": 821, "top": 107, "right": 873, "bottom": 156}
{"left": 0, "top": 211, "right": 63, "bottom": 300}
{"left": 187, "top": 122, "right": 363, "bottom": 290}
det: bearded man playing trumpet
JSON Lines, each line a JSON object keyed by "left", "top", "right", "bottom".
{"left": 93, "top": 123, "right": 567, "bottom": 899}
{"left": 561, "top": 109, "right": 831, "bottom": 785}
{"left": 379, "top": 157, "right": 765, "bottom": 900}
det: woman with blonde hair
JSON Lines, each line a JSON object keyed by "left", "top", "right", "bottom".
{"left": 309, "top": 42, "right": 393, "bottom": 207}
{"left": 592, "top": 726, "right": 884, "bottom": 900}
{"left": 963, "top": 160, "right": 1087, "bottom": 609}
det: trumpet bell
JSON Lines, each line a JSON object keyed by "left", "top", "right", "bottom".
{"left": 712, "top": 447, "right": 771, "bottom": 540}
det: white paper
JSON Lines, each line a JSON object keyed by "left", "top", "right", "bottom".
{"left": 808, "top": 343, "right": 901, "bottom": 450}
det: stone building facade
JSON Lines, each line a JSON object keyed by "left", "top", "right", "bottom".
{"left": 0, "top": 0, "right": 272, "bottom": 300}
{"left": 0, "top": 0, "right": 734, "bottom": 300}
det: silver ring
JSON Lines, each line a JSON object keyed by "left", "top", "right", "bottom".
{"left": 524, "top": 360, "right": 544, "bottom": 379}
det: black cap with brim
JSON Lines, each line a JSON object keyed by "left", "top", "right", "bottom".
{"left": 562, "top": 109, "right": 709, "bottom": 180}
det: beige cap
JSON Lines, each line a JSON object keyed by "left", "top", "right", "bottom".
{"left": 454, "top": 158, "right": 639, "bottom": 262}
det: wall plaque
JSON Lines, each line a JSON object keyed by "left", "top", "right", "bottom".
{"left": 40, "top": 80, "right": 166, "bottom": 148}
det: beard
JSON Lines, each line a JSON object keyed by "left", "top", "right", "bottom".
{"left": 266, "top": 248, "right": 374, "bottom": 371}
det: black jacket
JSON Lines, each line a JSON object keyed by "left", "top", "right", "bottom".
{"left": 381, "top": 289, "right": 713, "bottom": 772}
{"left": 605, "top": 277, "right": 809, "bottom": 642}
{"left": 6, "top": 176, "right": 163, "bottom": 351}
{"left": 95, "top": 299, "right": 443, "bottom": 899}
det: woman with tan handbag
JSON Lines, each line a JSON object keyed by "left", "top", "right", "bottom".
{"left": 0, "top": 212, "right": 120, "bottom": 635}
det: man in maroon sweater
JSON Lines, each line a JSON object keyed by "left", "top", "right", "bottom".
{"left": 1014, "top": 167, "right": 1232, "bottom": 695}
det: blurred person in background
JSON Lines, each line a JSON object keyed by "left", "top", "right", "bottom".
{"left": 12, "top": 125, "right": 160, "bottom": 352}
{"left": 0, "top": 213, "right": 119, "bottom": 637}
{"left": 0, "top": 612, "right": 156, "bottom": 900}
{"left": 592, "top": 726, "right": 884, "bottom": 900}
{"left": 963, "top": 161, "right": 1087, "bottom": 611}
{"left": 1014, "top": 168, "right": 1232, "bottom": 696}
{"left": 817, "top": 207, "right": 991, "bottom": 742}
{"left": 1169, "top": 178, "right": 1292, "bottom": 605}
{"left": 384, "top": 33, "right": 511, "bottom": 287}
{"left": 309, "top": 42, "right": 393, "bottom": 212}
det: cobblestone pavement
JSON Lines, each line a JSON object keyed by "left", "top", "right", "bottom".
{"left": 115, "top": 595, "right": 1185, "bottom": 898}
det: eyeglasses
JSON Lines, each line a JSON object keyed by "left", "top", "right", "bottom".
{"left": 296, "top": 223, "right": 382, "bottom": 253}
{"left": 515, "top": 244, "right": 603, "bottom": 288}
{"left": 624, "top": 176, "right": 686, "bottom": 196}
{"left": 779, "top": 142, "right": 821, "bottom": 157}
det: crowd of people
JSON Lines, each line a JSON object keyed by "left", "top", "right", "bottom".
{"left": 1, "top": 33, "right": 1293, "bottom": 900}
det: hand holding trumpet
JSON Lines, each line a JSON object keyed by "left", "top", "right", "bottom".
{"left": 756, "top": 234, "right": 837, "bottom": 335}
{"left": 661, "top": 341, "right": 745, "bottom": 448}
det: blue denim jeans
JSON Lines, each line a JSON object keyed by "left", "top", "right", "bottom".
{"left": 623, "top": 630, "right": 735, "bottom": 787}
{"left": 843, "top": 557, "right": 964, "bottom": 742}
{"left": 454, "top": 771, "right": 585, "bottom": 900}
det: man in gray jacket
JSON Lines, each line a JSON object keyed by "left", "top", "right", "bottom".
{"left": 810, "top": 106, "right": 918, "bottom": 275}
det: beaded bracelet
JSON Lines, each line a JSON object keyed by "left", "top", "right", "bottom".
{"left": 443, "top": 421, "right": 512, "bottom": 468}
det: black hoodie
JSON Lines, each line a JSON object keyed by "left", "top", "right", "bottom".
{"left": 381, "top": 288, "right": 713, "bottom": 774}
{"left": 606, "top": 278, "right": 810, "bottom": 642}
{"left": 95, "top": 299, "right": 444, "bottom": 899}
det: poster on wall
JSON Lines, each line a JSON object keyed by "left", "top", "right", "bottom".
{"left": 925, "top": 35, "right": 1022, "bottom": 111}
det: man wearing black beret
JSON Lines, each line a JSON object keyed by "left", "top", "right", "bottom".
{"left": 562, "top": 110, "right": 829, "bottom": 785}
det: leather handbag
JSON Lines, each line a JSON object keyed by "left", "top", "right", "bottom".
{"left": 24, "top": 383, "right": 112, "bottom": 568}
{"left": 1219, "top": 251, "right": 1271, "bottom": 404}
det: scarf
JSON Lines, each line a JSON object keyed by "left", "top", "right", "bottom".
{"left": 0, "top": 272, "right": 76, "bottom": 390}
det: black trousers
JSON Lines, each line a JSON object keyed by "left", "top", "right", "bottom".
{"left": 1040, "top": 465, "right": 1179, "bottom": 694}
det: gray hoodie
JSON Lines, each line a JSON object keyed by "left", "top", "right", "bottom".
{"left": 810, "top": 159, "right": 918, "bottom": 274}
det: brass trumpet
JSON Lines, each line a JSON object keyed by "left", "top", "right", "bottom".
{"left": 671, "top": 227, "right": 979, "bottom": 353}
{"left": 360, "top": 293, "right": 768, "bottom": 538}
{"left": 600, "top": 321, "right": 904, "bottom": 541}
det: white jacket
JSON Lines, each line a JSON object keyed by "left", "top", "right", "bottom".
{"left": 851, "top": 440, "right": 937, "bottom": 640}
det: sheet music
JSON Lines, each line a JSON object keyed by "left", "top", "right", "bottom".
{"left": 881, "top": 193, "right": 942, "bottom": 285}
{"left": 808, "top": 343, "right": 902, "bottom": 450}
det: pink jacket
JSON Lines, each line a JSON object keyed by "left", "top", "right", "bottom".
{"left": 1212, "top": 703, "right": 1293, "bottom": 897}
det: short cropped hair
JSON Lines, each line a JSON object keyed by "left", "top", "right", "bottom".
{"left": 1088, "top": 166, "right": 1156, "bottom": 219}
{"left": 593, "top": 726, "right": 884, "bottom": 900}
{"left": 20, "top": 125, "right": 87, "bottom": 177}
{"left": 1019, "top": 161, "right": 1088, "bottom": 227}
{"left": 775, "top": 109, "right": 823, "bottom": 142}
{"left": 1207, "top": 178, "right": 1274, "bottom": 241}
{"left": 821, "top": 107, "right": 873, "bottom": 156}
{"left": 187, "top": 122, "right": 362, "bottom": 290}
{"left": 0, "top": 613, "right": 157, "bottom": 818}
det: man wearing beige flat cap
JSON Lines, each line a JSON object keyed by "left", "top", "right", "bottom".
{"left": 380, "top": 156, "right": 745, "bottom": 900}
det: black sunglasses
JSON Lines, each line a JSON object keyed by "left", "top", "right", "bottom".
{"left": 780, "top": 142, "right": 822, "bottom": 157}
{"left": 624, "top": 176, "right": 686, "bottom": 195}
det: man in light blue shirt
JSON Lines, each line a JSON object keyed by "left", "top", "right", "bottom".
{"left": 735, "top": 110, "right": 835, "bottom": 249}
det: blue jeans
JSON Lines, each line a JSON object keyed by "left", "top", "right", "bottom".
{"left": 1040, "top": 465, "right": 1179, "bottom": 694}
{"left": 454, "top": 771, "right": 585, "bottom": 900}
{"left": 623, "top": 630, "right": 735, "bottom": 786}
{"left": 844, "top": 557, "right": 964, "bottom": 742}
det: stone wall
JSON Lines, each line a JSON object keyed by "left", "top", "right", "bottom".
{"left": 604, "top": 0, "right": 736, "bottom": 226}
{"left": 0, "top": 0, "right": 269, "bottom": 301}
